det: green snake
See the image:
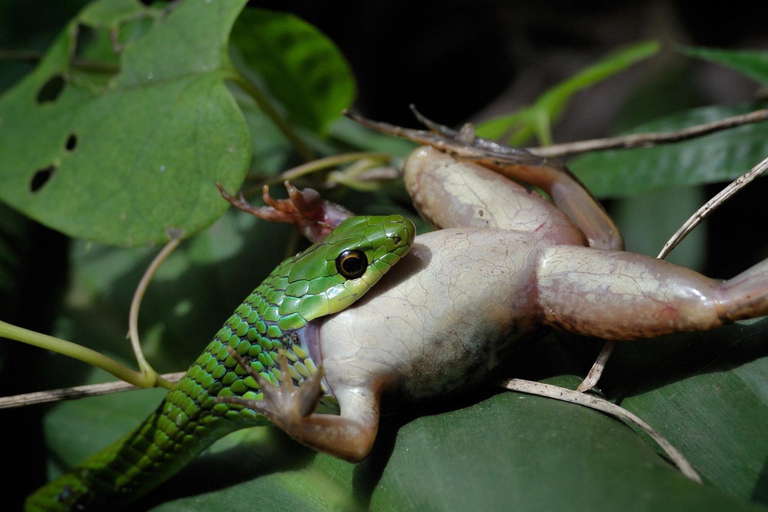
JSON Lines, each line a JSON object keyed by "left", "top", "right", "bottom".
{"left": 26, "top": 214, "right": 415, "bottom": 512}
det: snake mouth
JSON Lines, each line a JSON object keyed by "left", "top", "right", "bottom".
{"left": 296, "top": 320, "right": 335, "bottom": 398}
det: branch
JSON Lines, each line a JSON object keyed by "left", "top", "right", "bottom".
{"left": 0, "top": 372, "right": 186, "bottom": 409}
{"left": 128, "top": 233, "right": 183, "bottom": 388}
{"left": 500, "top": 378, "right": 702, "bottom": 483}
{"left": 658, "top": 154, "right": 768, "bottom": 259}
{"left": 226, "top": 70, "right": 315, "bottom": 163}
{"left": 530, "top": 109, "right": 768, "bottom": 158}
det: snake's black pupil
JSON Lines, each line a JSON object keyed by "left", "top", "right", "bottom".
{"left": 336, "top": 250, "right": 367, "bottom": 278}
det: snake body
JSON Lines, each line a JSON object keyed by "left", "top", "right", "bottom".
{"left": 26, "top": 214, "right": 415, "bottom": 512}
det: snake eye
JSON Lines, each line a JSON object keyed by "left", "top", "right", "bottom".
{"left": 336, "top": 249, "right": 367, "bottom": 279}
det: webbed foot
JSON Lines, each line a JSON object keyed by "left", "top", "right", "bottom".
{"left": 216, "top": 181, "right": 352, "bottom": 242}
{"left": 216, "top": 347, "right": 325, "bottom": 422}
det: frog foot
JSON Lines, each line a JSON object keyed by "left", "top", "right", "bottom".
{"left": 216, "top": 347, "right": 325, "bottom": 422}
{"left": 216, "top": 181, "right": 352, "bottom": 242}
{"left": 217, "top": 349, "right": 380, "bottom": 462}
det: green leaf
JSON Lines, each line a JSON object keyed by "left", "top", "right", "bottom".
{"left": 0, "top": 0, "right": 252, "bottom": 246}
{"left": 682, "top": 47, "right": 768, "bottom": 85}
{"left": 611, "top": 186, "right": 707, "bottom": 269}
{"left": 570, "top": 102, "right": 768, "bottom": 198}
{"left": 230, "top": 8, "right": 356, "bottom": 134}
{"left": 476, "top": 41, "right": 660, "bottom": 145}
{"left": 601, "top": 318, "right": 768, "bottom": 503}
{"left": 41, "top": 372, "right": 768, "bottom": 512}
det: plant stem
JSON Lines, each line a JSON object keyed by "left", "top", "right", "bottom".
{"left": 0, "top": 320, "right": 167, "bottom": 389}
{"left": 264, "top": 151, "right": 391, "bottom": 184}
{"left": 225, "top": 69, "right": 315, "bottom": 162}
{"left": 531, "top": 108, "right": 768, "bottom": 158}
{"left": 0, "top": 372, "right": 186, "bottom": 409}
{"left": 129, "top": 235, "right": 183, "bottom": 388}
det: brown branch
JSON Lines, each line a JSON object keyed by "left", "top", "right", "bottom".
{"left": 501, "top": 378, "right": 702, "bottom": 483}
{"left": 658, "top": 154, "right": 768, "bottom": 259}
{"left": 531, "top": 109, "right": 768, "bottom": 158}
{"left": 0, "top": 372, "right": 186, "bottom": 409}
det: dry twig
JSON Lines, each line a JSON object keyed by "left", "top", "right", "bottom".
{"left": 501, "top": 378, "right": 702, "bottom": 483}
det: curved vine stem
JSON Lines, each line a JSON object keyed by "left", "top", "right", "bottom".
{"left": 128, "top": 233, "right": 184, "bottom": 389}
{"left": 225, "top": 69, "right": 314, "bottom": 163}
{"left": 262, "top": 151, "right": 392, "bottom": 185}
{"left": 0, "top": 233, "right": 186, "bottom": 393}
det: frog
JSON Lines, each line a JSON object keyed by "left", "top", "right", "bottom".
{"left": 217, "top": 111, "right": 768, "bottom": 463}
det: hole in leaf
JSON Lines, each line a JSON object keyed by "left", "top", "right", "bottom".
{"left": 74, "top": 25, "right": 97, "bottom": 58}
{"left": 36, "top": 75, "right": 65, "bottom": 104}
{"left": 70, "top": 23, "right": 122, "bottom": 83}
{"left": 30, "top": 165, "right": 56, "bottom": 192}
{"left": 65, "top": 134, "right": 77, "bottom": 151}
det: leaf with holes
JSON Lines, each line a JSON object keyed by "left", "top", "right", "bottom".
{"left": 0, "top": 0, "right": 251, "bottom": 246}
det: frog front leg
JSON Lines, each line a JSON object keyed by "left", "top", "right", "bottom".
{"left": 218, "top": 349, "right": 381, "bottom": 462}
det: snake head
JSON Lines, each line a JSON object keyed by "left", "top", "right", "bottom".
{"left": 270, "top": 215, "right": 416, "bottom": 331}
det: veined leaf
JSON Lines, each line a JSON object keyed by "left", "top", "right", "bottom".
{"left": 0, "top": 0, "right": 252, "bottom": 247}
{"left": 230, "top": 8, "right": 356, "bottom": 134}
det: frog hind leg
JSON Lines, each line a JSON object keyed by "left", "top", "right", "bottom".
{"left": 535, "top": 245, "right": 768, "bottom": 340}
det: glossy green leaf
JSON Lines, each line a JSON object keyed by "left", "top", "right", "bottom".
{"left": 476, "top": 41, "right": 660, "bottom": 145}
{"left": 230, "top": 8, "right": 356, "bottom": 134}
{"left": 0, "top": 0, "right": 251, "bottom": 246}
{"left": 611, "top": 186, "right": 707, "bottom": 269}
{"left": 683, "top": 47, "right": 768, "bottom": 85}
{"left": 570, "top": 102, "right": 768, "bottom": 198}
{"left": 39, "top": 365, "right": 768, "bottom": 512}
{"left": 599, "top": 318, "right": 768, "bottom": 503}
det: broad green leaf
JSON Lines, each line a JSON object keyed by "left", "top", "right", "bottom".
{"left": 599, "top": 318, "right": 768, "bottom": 503}
{"left": 230, "top": 8, "right": 356, "bottom": 134}
{"left": 40, "top": 371, "right": 768, "bottom": 512}
{"left": 570, "top": 102, "right": 768, "bottom": 198}
{"left": 77, "top": 0, "right": 144, "bottom": 26}
{"left": 0, "top": 0, "right": 252, "bottom": 246}
{"left": 476, "top": 41, "right": 660, "bottom": 145}
{"left": 683, "top": 47, "right": 768, "bottom": 85}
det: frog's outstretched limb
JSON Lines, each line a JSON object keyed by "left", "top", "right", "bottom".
{"left": 344, "top": 109, "right": 624, "bottom": 251}
{"left": 536, "top": 245, "right": 768, "bottom": 340}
